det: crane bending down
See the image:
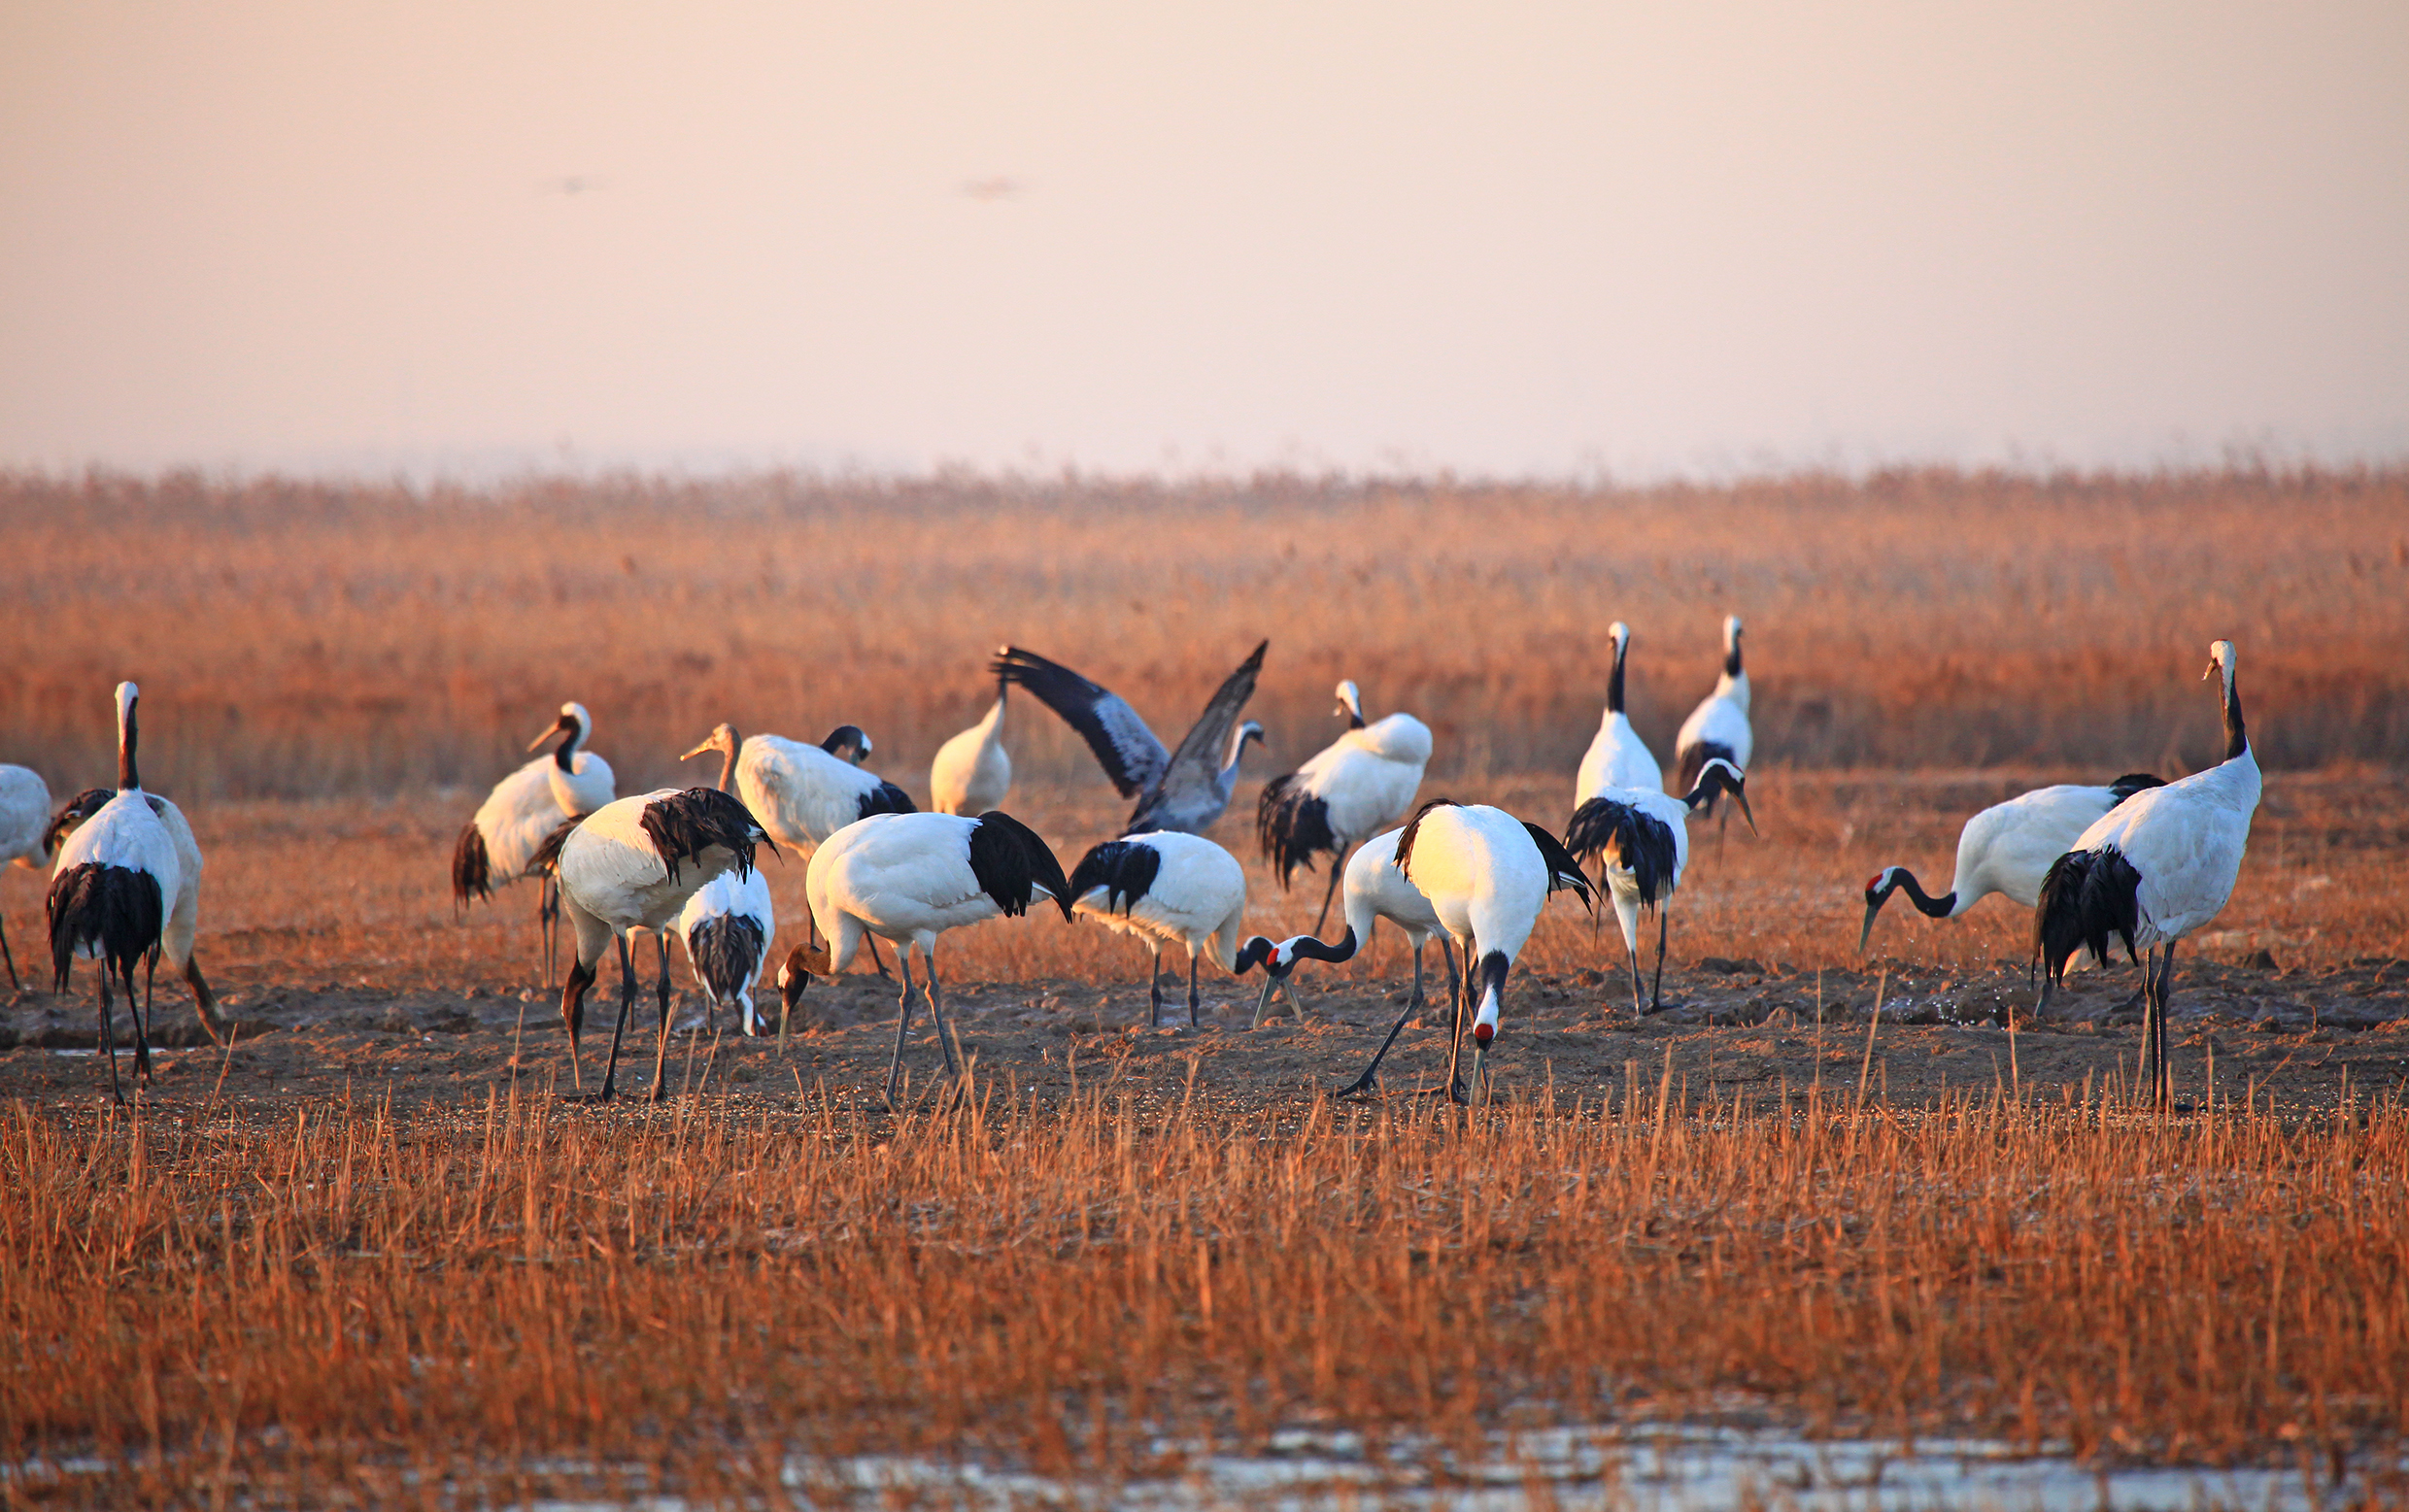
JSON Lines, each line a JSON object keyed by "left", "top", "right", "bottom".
{"left": 1243, "top": 801, "right": 1589, "bottom": 1103}
{"left": 1859, "top": 773, "right": 2165, "bottom": 953}
{"left": 673, "top": 725, "right": 780, "bottom": 1037}
{"left": 2034, "top": 641, "right": 2259, "bottom": 1103}
{"left": 45, "top": 683, "right": 181, "bottom": 1103}
{"left": 1672, "top": 616, "right": 1751, "bottom": 829}
{"left": 1257, "top": 680, "right": 1431, "bottom": 937}
{"left": 453, "top": 701, "right": 616, "bottom": 988}
{"left": 777, "top": 810, "right": 1071, "bottom": 1106}
{"left": 1066, "top": 830, "right": 1247, "bottom": 1027}
{"left": 548, "top": 787, "right": 770, "bottom": 1101}
{"left": 1563, "top": 757, "right": 1755, "bottom": 1016}
{"left": 992, "top": 641, "right": 1267, "bottom": 835}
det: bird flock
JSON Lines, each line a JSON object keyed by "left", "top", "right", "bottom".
{"left": 11, "top": 625, "right": 2260, "bottom": 1109}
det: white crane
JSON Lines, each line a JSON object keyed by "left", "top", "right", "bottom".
{"left": 1257, "top": 799, "right": 1591, "bottom": 1104}
{"left": 1859, "top": 773, "right": 2165, "bottom": 953}
{"left": 1673, "top": 616, "right": 1751, "bottom": 828}
{"left": 1231, "top": 825, "right": 1462, "bottom": 1078}
{"left": 2036, "top": 640, "right": 2260, "bottom": 1103}
{"left": 931, "top": 672, "right": 1012, "bottom": 815}
{"left": 777, "top": 810, "right": 1071, "bottom": 1107}
{"left": 2, "top": 763, "right": 54, "bottom": 990}
{"left": 44, "top": 683, "right": 181, "bottom": 1103}
{"left": 1258, "top": 680, "right": 1432, "bottom": 936}
{"left": 1066, "top": 830, "right": 1247, "bottom": 1026}
{"left": 993, "top": 642, "right": 1267, "bottom": 835}
{"left": 1576, "top": 622, "right": 1662, "bottom": 801}
{"left": 673, "top": 724, "right": 779, "bottom": 1038}
{"left": 547, "top": 786, "right": 771, "bottom": 1101}
{"left": 44, "top": 785, "right": 227, "bottom": 1043}
{"left": 682, "top": 721, "right": 916, "bottom": 978}
{"left": 453, "top": 701, "right": 617, "bottom": 987}
{"left": 1564, "top": 757, "right": 1755, "bottom": 1017}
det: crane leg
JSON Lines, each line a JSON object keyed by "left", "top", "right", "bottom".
{"left": 1148, "top": 944, "right": 1164, "bottom": 1028}
{"left": 925, "top": 950, "right": 965, "bottom": 1082}
{"left": 1444, "top": 936, "right": 1471, "bottom": 1104}
{"left": 884, "top": 951, "right": 919, "bottom": 1109}
{"left": 1340, "top": 944, "right": 1420, "bottom": 1096}
{"left": 1188, "top": 952, "right": 1200, "bottom": 1028}
{"left": 0, "top": 912, "right": 17, "bottom": 991}
{"left": 536, "top": 878, "right": 559, "bottom": 991}
{"left": 1626, "top": 934, "right": 1646, "bottom": 1019}
{"left": 134, "top": 949, "right": 157, "bottom": 1084}
{"left": 1650, "top": 907, "right": 1669, "bottom": 1011}
{"left": 97, "top": 958, "right": 123, "bottom": 1106}
{"left": 2155, "top": 942, "right": 2180, "bottom": 1105}
{"left": 866, "top": 934, "right": 896, "bottom": 983}
{"left": 1310, "top": 846, "right": 1350, "bottom": 938}
{"left": 597, "top": 933, "right": 637, "bottom": 1101}
{"left": 1441, "top": 938, "right": 1460, "bottom": 1022}
{"left": 647, "top": 932, "right": 675, "bottom": 1103}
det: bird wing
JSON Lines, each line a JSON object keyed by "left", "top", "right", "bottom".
{"left": 992, "top": 648, "right": 1168, "bottom": 798}
{"left": 1131, "top": 640, "right": 1267, "bottom": 824}
{"left": 1521, "top": 822, "right": 1597, "bottom": 912}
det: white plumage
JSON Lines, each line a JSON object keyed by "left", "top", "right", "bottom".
{"left": 716, "top": 725, "right": 915, "bottom": 854}
{"left": 45, "top": 785, "right": 224, "bottom": 1038}
{"left": 1673, "top": 615, "right": 1751, "bottom": 804}
{"left": 1564, "top": 757, "right": 1755, "bottom": 1016}
{"left": 1067, "top": 829, "right": 1248, "bottom": 1026}
{"left": 551, "top": 786, "right": 770, "bottom": 1101}
{"left": 779, "top": 810, "right": 1071, "bottom": 1105}
{"left": 2036, "top": 641, "right": 2261, "bottom": 1102}
{"left": 46, "top": 684, "right": 183, "bottom": 1102}
{"left": 1, "top": 763, "right": 53, "bottom": 990}
{"left": 673, "top": 725, "right": 779, "bottom": 1037}
{"left": 453, "top": 700, "right": 618, "bottom": 986}
{"left": 1256, "top": 680, "right": 1432, "bottom": 936}
{"left": 930, "top": 679, "right": 1012, "bottom": 815}
{"left": 1858, "top": 774, "right": 2164, "bottom": 952}
{"left": 1575, "top": 622, "right": 1662, "bottom": 802}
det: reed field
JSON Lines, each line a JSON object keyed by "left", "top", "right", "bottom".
{"left": 3, "top": 465, "right": 2408, "bottom": 1503}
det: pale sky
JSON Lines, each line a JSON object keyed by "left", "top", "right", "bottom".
{"left": 3, "top": 2, "right": 2404, "bottom": 481}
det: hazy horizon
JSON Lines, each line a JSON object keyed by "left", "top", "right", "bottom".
{"left": 5, "top": 2, "right": 2405, "bottom": 484}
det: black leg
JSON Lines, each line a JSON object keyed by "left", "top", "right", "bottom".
{"left": 598, "top": 933, "right": 637, "bottom": 1100}
{"left": 2157, "top": 941, "right": 2180, "bottom": 1104}
{"left": 1188, "top": 952, "right": 1200, "bottom": 1027}
{"left": 866, "top": 934, "right": 896, "bottom": 983}
{"left": 1311, "top": 846, "right": 1350, "bottom": 938}
{"left": 925, "top": 950, "right": 964, "bottom": 1080}
{"left": 0, "top": 911, "right": 17, "bottom": 991}
{"left": 1441, "top": 938, "right": 1460, "bottom": 1018}
{"left": 1342, "top": 947, "right": 1420, "bottom": 1098}
{"left": 1625, "top": 925, "right": 1646, "bottom": 1018}
{"left": 883, "top": 950, "right": 918, "bottom": 1108}
{"left": 537, "top": 877, "right": 560, "bottom": 991}
{"left": 647, "top": 933, "right": 674, "bottom": 1103}
{"left": 133, "top": 951, "right": 156, "bottom": 1084}
{"left": 1444, "top": 936, "right": 1470, "bottom": 1103}
{"left": 1148, "top": 944, "right": 1164, "bottom": 1028}
{"left": 1650, "top": 907, "right": 1669, "bottom": 1011}
{"left": 97, "top": 958, "right": 123, "bottom": 1105}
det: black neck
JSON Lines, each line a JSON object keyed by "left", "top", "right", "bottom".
{"left": 2222, "top": 670, "right": 2248, "bottom": 761}
{"left": 119, "top": 701, "right": 140, "bottom": 791}
{"left": 1606, "top": 638, "right": 1627, "bottom": 715}
{"left": 1885, "top": 869, "right": 1955, "bottom": 919}
{"left": 1290, "top": 925, "right": 1359, "bottom": 966}
{"left": 553, "top": 724, "right": 577, "bottom": 771}
{"left": 1345, "top": 708, "right": 1367, "bottom": 731}
{"left": 1723, "top": 639, "right": 1743, "bottom": 680}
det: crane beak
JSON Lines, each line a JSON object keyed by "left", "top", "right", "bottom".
{"left": 1856, "top": 899, "right": 1882, "bottom": 957}
{"left": 1249, "top": 974, "right": 1279, "bottom": 1029}
{"left": 526, "top": 716, "right": 571, "bottom": 754}
{"left": 678, "top": 737, "right": 716, "bottom": 761}
{"left": 1731, "top": 786, "right": 1760, "bottom": 836}
{"left": 1467, "top": 1039, "right": 1489, "bottom": 1107}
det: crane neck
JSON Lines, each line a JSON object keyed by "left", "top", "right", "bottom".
{"left": 118, "top": 698, "right": 142, "bottom": 792}
{"left": 1606, "top": 636, "right": 1628, "bottom": 715}
{"left": 1883, "top": 868, "right": 1956, "bottom": 919}
{"left": 2220, "top": 662, "right": 2248, "bottom": 762}
{"left": 715, "top": 732, "right": 739, "bottom": 794}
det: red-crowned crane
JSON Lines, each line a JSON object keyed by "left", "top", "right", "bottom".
{"left": 1859, "top": 773, "right": 2165, "bottom": 953}
{"left": 931, "top": 672, "right": 1011, "bottom": 815}
{"left": 1065, "top": 830, "right": 1247, "bottom": 1027}
{"left": 1248, "top": 799, "right": 1589, "bottom": 1104}
{"left": 1257, "top": 679, "right": 1431, "bottom": 936}
{"left": 775, "top": 810, "right": 1071, "bottom": 1107}
{"left": 547, "top": 787, "right": 771, "bottom": 1101}
{"left": 1564, "top": 758, "right": 1756, "bottom": 1016}
{"left": 1231, "top": 824, "right": 1463, "bottom": 1087}
{"left": 1575, "top": 622, "right": 1662, "bottom": 801}
{"left": 453, "top": 701, "right": 617, "bottom": 987}
{"left": 2036, "top": 640, "right": 2260, "bottom": 1103}
{"left": 1673, "top": 616, "right": 1751, "bottom": 830}
{"left": 992, "top": 642, "right": 1267, "bottom": 835}
{"left": 673, "top": 725, "right": 779, "bottom": 1037}
{"left": 2, "top": 763, "right": 54, "bottom": 990}
{"left": 44, "top": 786, "right": 227, "bottom": 1043}
{"left": 686, "top": 721, "right": 914, "bottom": 979}
{"left": 44, "top": 683, "right": 181, "bottom": 1103}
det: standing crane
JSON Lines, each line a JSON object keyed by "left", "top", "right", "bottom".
{"left": 1065, "top": 830, "right": 1247, "bottom": 1026}
{"left": 673, "top": 724, "right": 780, "bottom": 1037}
{"left": 1673, "top": 616, "right": 1751, "bottom": 831}
{"left": 1576, "top": 622, "right": 1661, "bottom": 800}
{"left": 1257, "top": 680, "right": 1431, "bottom": 936}
{"left": 992, "top": 641, "right": 1267, "bottom": 835}
{"left": 43, "top": 786, "right": 227, "bottom": 1042}
{"left": 2035, "top": 641, "right": 2259, "bottom": 1103}
{"left": 453, "top": 701, "right": 616, "bottom": 987}
{"left": 931, "top": 671, "right": 1012, "bottom": 815}
{"left": 1563, "top": 757, "right": 1756, "bottom": 1016}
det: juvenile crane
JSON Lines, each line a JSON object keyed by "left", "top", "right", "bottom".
{"left": 45, "top": 684, "right": 180, "bottom": 1103}
{"left": 1859, "top": 773, "right": 2165, "bottom": 953}
{"left": 1066, "top": 830, "right": 1247, "bottom": 1027}
{"left": 1258, "top": 680, "right": 1431, "bottom": 936}
{"left": 1243, "top": 800, "right": 1588, "bottom": 1104}
{"left": 1, "top": 763, "right": 53, "bottom": 990}
{"left": 1673, "top": 616, "right": 1751, "bottom": 826}
{"left": 673, "top": 724, "right": 779, "bottom": 1037}
{"left": 777, "top": 810, "right": 1071, "bottom": 1106}
{"left": 1563, "top": 757, "right": 1755, "bottom": 1016}
{"left": 993, "top": 641, "right": 1267, "bottom": 835}
{"left": 1574, "top": 622, "right": 1662, "bottom": 801}
{"left": 549, "top": 787, "right": 770, "bottom": 1101}
{"left": 2035, "top": 640, "right": 2260, "bottom": 1103}
{"left": 453, "top": 701, "right": 617, "bottom": 987}
{"left": 930, "top": 672, "right": 1012, "bottom": 815}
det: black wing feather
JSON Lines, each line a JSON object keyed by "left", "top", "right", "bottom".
{"left": 857, "top": 780, "right": 917, "bottom": 820}
{"left": 1521, "top": 822, "right": 1596, "bottom": 912}
{"left": 2105, "top": 772, "right": 2165, "bottom": 803}
{"left": 967, "top": 809, "right": 1075, "bottom": 921}
{"left": 1066, "top": 838, "right": 1162, "bottom": 914}
{"left": 991, "top": 647, "right": 1168, "bottom": 798}
{"left": 1256, "top": 771, "right": 1338, "bottom": 888}
{"left": 2033, "top": 846, "right": 2144, "bottom": 986}
{"left": 639, "top": 787, "right": 770, "bottom": 885}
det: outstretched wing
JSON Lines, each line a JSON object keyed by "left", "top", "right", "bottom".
{"left": 992, "top": 647, "right": 1168, "bottom": 798}
{"left": 1130, "top": 640, "right": 1267, "bottom": 827}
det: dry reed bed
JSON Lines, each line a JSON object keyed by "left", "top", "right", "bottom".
{"left": 3, "top": 468, "right": 2406, "bottom": 803}
{"left": 3, "top": 1082, "right": 2403, "bottom": 1505}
